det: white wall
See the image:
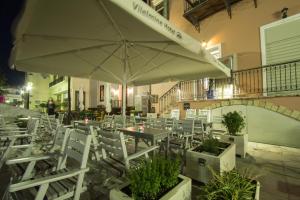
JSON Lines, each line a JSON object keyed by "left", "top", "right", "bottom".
{"left": 212, "top": 105, "right": 300, "bottom": 148}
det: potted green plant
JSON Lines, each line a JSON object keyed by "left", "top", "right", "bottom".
{"left": 199, "top": 169, "right": 260, "bottom": 200}
{"left": 186, "top": 137, "right": 235, "bottom": 184}
{"left": 110, "top": 156, "right": 192, "bottom": 200}
{"left": 39, "top": 103, "right": 47, "bottom": 113}
{"left": 220, "top": 111, "right": 247, "bottom": 158}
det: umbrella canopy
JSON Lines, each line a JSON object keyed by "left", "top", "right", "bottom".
{"left": 11, "top": 0, "right": 230, "bottom": 115}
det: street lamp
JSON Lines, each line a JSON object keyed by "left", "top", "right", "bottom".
{"left": 25, "top": 82, "right": 33, "bottom": 109}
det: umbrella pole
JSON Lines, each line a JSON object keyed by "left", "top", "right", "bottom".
{"left": 122, "top": 82, "right": 127, "bottom": 116}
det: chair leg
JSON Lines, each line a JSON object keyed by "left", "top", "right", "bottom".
{"left": 74, "top": 173, "right": 85, "bottom": 200}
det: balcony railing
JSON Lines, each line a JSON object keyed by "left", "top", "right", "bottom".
{"left": 159, "top": 59, "right": 300, "bottom": 113}
{"left": 49, "top": 76, "right": 65, "bottom": 87}
{"left": 183, "top": 0, "right": 256, "bottom": 31}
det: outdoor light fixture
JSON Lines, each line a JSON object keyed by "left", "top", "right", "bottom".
{"left": 203, "top": 78, "right": 209, "bottom": 90}
{"left": 281, "top": 7, "right": 288, "bottom": 19}
{"left": 111, "top": 88, "right": 119, "bottom": 96}
{"left": 127, "top": 87, "right": 133, "bottom": 94}
{"left": 201, "top": 41, "right": 207, "bottom": 48}
{"left": 25, "top": 82, "right": 33, "bottom": 92}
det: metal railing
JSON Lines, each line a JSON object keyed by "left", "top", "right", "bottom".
{"left": 49, "top": 76, "right": 65, "bottom": 87}
{"left": 159, "top": 59, "right": 300, "bottom": 113}
{"left": 183, "top": 0, "right": 208, "bottom": 13}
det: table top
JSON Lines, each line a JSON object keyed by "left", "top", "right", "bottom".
{"left": 73, "top": 120, "right": 103, "bottom": 126}
{"left": 119, "top": 126, "right": 169, "bottom": 140}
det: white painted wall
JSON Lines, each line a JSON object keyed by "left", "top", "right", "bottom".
{"left": 212, "top": 105, "right": 300, "bottom": 148}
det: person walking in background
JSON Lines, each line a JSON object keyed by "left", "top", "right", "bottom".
{"left": 47, "top": 98, "right": 56, "bottom": 115}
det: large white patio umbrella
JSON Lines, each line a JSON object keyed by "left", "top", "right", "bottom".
{"left": 11, "top": 0, "right": 230, "bottom": 115}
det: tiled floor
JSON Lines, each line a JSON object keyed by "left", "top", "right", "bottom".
{"left": 1, "top": 142, "right": 299, "bottom": 200}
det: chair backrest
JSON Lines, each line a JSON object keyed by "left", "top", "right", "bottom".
{"left": 164, "top": 118, "right": 175, "bottom": 130}
{"left": 96, "top": 128, "right": 127, "bottom": 160}
{"left": 40, "top": 114, "right": 52, "bottom": 132}
{"left": 212, "top": 115, "right": 223, "bottom": 124}
{"left": 114, "top": 115, "right": 124, "bottom": 128}
{"left": 194, "top": 119, "right": 204, "bottom": 134}
{"left": 27, "top": 118, "right": 40, "bottom": 136}
{"left": 60, "top": 129, "right": 92, "bottom": 169}
{"left": 151, "top": 118, "right": 165, "bottom": 129}
{"left": 58, "top": 113, "right": 64, "bottom": 124}
{"left": 170, "top": 109, "right": 180, "bottom": 120}
{"left": 126, "top": 116, "right": 136, "bottom": 126}
{"left": 198, "top": 109, "right": 211, "bottom": 122}
{"left": 182, "top": 119, "right": 195, "bottom": 134}
{"left": 185, "top": 109, "right": 197, "bottom": 119}
{"left": 50, "top": 126, "right": 71, "bottom": 153}
{"left": 146, "top": 113, "right": 157, "bottom": 119}
{"left": 0, "top": 115, "right": 5, "bottom": 126}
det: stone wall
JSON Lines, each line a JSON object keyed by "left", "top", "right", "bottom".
{"left": 177, "top": 96, "right": 300, "bottom": 121}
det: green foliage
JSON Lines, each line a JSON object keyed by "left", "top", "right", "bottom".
{"left": 0, "top": 73, "right": 7, "bottom": 87}
{"left": 39, "top": 103, "right": 47, "bottom": 108}
{"left": 129, "top": 156, "right": 180, "bottom": 200}
{"left": 200, "top": 169, "right": 258, "bottom": 200}
{"left": 201, "top": 138, "right": 221, "bottom": 155}
{"left": 222, "top": 111, "right": 245, "bottom": 136}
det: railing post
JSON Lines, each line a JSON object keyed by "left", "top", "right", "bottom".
{"left": 193, "top": 80, "right": 197, "bottom": 100}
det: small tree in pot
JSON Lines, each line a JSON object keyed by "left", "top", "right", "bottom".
{"left": 221, "top": 111, "right": 247, "bottom": 158}
{"left": 222, "top": 111, "right": 245, "bottom": 136}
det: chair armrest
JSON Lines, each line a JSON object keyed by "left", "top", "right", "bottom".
{"left": 183, "top": 134, "right": 193, "bottom": 138}
{"left": 127, "top": 146, "right": 159, "bottom": 161}
{"left": 6, "top": 153, "right": 60, "bottom": 165}
{"left": 0, "top": 130, "right": 27, "bottom": 134}
{"left": 9, "top": 168, "right": 89, "bottom": 192}
{"left": 0, "top": 133, "right": 31, "bottom": 139}
{"left": 0, "top": 127, "right": 22, "bottom": 130}
{"left": 63, "top": 125, "right": 73, "bottom": 128}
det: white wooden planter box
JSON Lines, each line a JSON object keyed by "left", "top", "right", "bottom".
{"left": 220, "top": 134, "right": 248, "bottom": 158}
{"left": 186, "top": 143, "right": 236, "bottom": 184}
{"left": 109, "top": 174, "right": 191, "bottom": 200}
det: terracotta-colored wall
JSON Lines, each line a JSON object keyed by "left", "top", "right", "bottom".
{"left": 169, "top": 0, "right": 300, "bottom": 69}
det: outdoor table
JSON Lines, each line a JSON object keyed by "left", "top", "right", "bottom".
{"left": 73, "top": 120, "right": 103, "bottom": 128}
{"left": 118, "top": 126, "right": 170, "bottom": 156}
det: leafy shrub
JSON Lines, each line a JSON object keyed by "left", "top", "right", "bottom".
{"left": 129, "top": 156, "right": 180, "bottom": 200}
{"left": 200, "top": 169, "right": 258, "bottom": 200}
{"left": 200, "top": 138, "right": 221, "bottom": 155}
{"left": 222, "top": 111, "right": 245, "bottom": 136}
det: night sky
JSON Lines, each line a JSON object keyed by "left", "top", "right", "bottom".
{"left": 0, "top": 0, "right": 25, "bottom": 86}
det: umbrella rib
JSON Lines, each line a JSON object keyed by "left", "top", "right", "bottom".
{"left": 17, "top": 43, "right": 119, "bottom": 61}
{"left": 23, "top": 33, "right": 118, "bottom": 43}
{"left": 73, "top": 52, "right": 122, "bottom": 83}
{"left": 129, "top": 57, "right": 175, "bottom": 82}
{"left": 97, "top": 0, "right": 124, "bottom": 40}
{"left": 128, "top": 43, "right": 170, "bottom": 80}
{"left": 88, "top": 44, "right": 124, "bottom": 82}
{"left": 129, "top": 40, "right": 175, "bottom": 44}
{"left": 135, "top": 43, "right": 209, "bottom": 63}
